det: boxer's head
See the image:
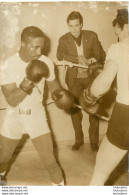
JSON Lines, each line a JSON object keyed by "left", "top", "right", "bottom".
{"left": 67, "top": 11, "right": 83, "bottom": 38}
{"left": 20, "top": 26, "right": 44, "bottom": 62}
{"left": 112, "top": 9, "right": 128, "bottom": 41}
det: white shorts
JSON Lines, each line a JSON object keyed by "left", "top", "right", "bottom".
{"left": 0, "top": 103, "right": 50, "bottom": 139}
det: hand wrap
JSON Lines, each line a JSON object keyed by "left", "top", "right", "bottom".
{"left": 79, "top": 88, "right": 99, "bottom": 115}
{"left": 20, "top": 77, "right": 34, "bottom": 95}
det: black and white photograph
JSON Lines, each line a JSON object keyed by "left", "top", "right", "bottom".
{"left": 0, "top": 1, "right": 128, "bottom": 193}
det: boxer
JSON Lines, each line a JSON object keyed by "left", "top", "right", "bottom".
{"left": 86, "top": 9, "right": 128, "bottom": 185}
{"left": 0, "top": 26, "right": 65, "bottom": 186}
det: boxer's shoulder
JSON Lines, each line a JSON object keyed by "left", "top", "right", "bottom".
{"left": 38, "top": 55, "right": 55, "bottom": 81}
{"left": 106, "top": 43, "right": 120, "bottom": 61}
{"left": 108, "top": 43, "right": 120, "bottom": 51}
{"left": 2, "top": 53, "right": 19, "bottom": 65}
{"left": 1, "top": 53, "right": 21, "bottom": 76}
{"left": 39, "top": 55, "right": 53, "bottom": 66}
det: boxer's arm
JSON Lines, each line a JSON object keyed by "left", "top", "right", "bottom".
{"left": 79, "top": 60, "right": 117, "bottom": 115}
{"left": 1, "top": 83, "right": 27, "bottom": 107}
{"left": 44, "top": 56, "right": 62, "bottom": 94}
{"left": 90, "top": 60, "right": 117, "bottom": 98}
{"left": 46, "top": 78, "right": 62, "bottom": 94}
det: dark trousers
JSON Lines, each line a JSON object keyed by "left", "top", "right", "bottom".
{"left": 67, "top": 78, "right": 99, "bottom": 145}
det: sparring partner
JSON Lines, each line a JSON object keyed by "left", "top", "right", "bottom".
{"left": 80, "top": 9, "right": 129, "bottom": 185}
{"left": 0, "top": 26, "right": 66, "bottom": 186}
{"left": 57, "top": 11, "right": 106, "bottom": 151}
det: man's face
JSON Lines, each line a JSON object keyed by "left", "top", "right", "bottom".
{"left": 23, "top": 37, "right": 44, "bottom": 61}
{"left": 68, "top": 19, "right": 82, "bottom": 38}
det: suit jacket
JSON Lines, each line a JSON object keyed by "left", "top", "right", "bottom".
{"left": 57, "top": 30, "right": 106, "bottom": 90}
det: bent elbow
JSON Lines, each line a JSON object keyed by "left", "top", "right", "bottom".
{"left": 6, "top": 98, "right": 18, "bottom": 108}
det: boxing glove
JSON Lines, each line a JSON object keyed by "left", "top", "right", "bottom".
{"left": 52, "top": 89, "right": 74, "bottom": 113}
{"left": 26, "top": 60, "right": 49, "bottom": 83}
{"left": 20, "top": 77, "right": 35, "bottom": 95}
{"left": 88, "top": 62, "right": 103, "bottom": 81}
{"left": 79, "top": 87, "right": 99, "bottom": 115}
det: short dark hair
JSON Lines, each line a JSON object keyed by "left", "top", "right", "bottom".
{"left": 67, "top": 11, "right": 83, "bottom": 25}
{"left": 113, "top": 9, "right": 128, "bottom": 30}
{"left": 21, "top": 26, "right": 44, "bottom": 42}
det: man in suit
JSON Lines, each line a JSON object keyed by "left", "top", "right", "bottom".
{"left": 57, "top": 11, "right": 106, "bottom": 151}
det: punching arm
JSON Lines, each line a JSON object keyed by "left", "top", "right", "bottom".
{"left": 90, "top": 60, "right": 117, "bottom": 98}
{"left": 46, "top": 78, "right": 62, "bottom": 94}
{"left": 79, "top": 60, "right": 117, "bottom": 115}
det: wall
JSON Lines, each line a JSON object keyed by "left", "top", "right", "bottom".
{"left": 0, "top": 2, "right": 128, "bottom": 144}
{"left": 0, "top": 2, "right": 128, "bottom": 61}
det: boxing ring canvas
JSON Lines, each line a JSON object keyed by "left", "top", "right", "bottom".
{"left": 0, "top": 0, "right": 128, "bottom": 188}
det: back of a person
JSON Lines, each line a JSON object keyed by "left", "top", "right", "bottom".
{"left": 115, "top": 40, "right": 129, "bottom": 105}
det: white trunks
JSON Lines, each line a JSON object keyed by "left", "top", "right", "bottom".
{"left": 0, "top": 103, "right": 50, "bottom": 139}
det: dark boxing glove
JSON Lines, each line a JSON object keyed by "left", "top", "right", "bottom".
{"left": 88, "top": 62, "right": 103, "bottom": 81}
{"left": 20, "top": 77, "right": 35, "bottom": 95}
{"left": 79, "top": 87, "right": 99, "bottom": 115}
{"left": 52, "top": 89, "right": 74, "bottom": 113}
{"left": 26, "top": 60, "right": 49, "bottom": 83}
